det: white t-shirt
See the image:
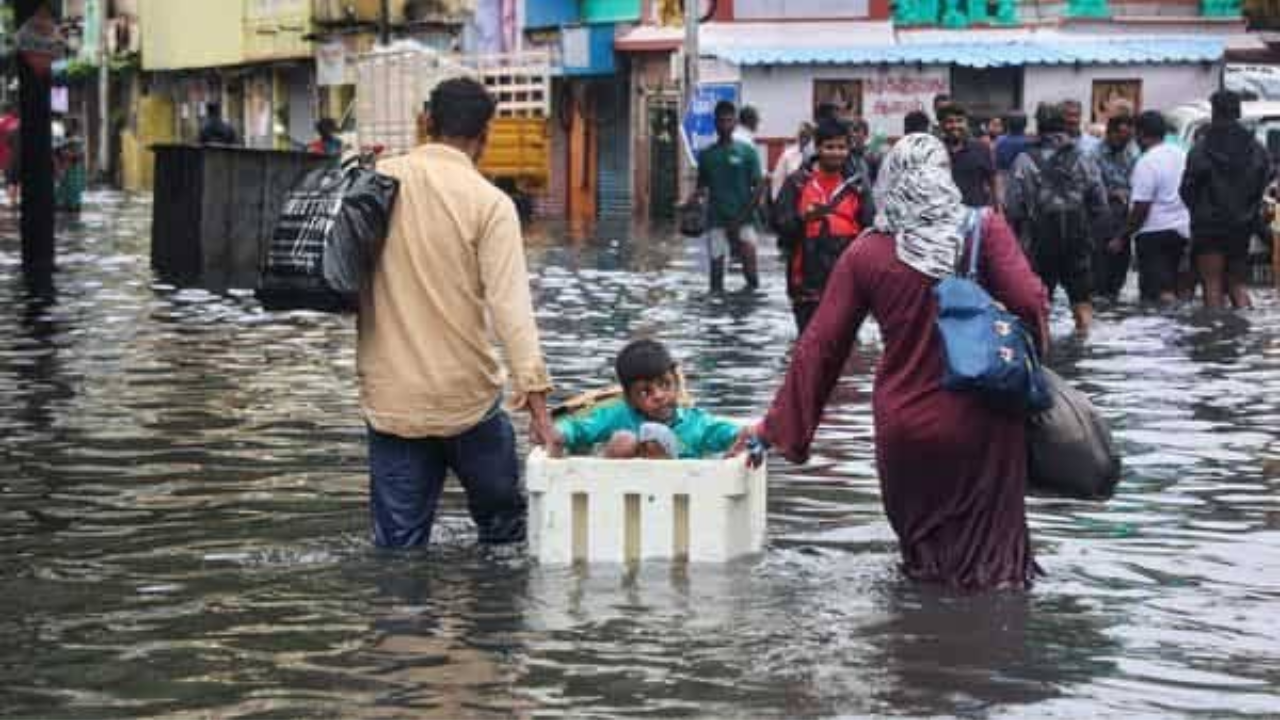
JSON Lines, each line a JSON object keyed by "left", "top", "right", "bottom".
{"left": 770, "top": 143, "right": 807, "bottom": 200}
{"left": 1130, "top": 142, "right": 1191, "bottom": 238}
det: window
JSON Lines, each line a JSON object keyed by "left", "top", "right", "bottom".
{"left": 1092, "top": 80, "right": 1142, "bottom": 122}
{"left": 813, "top": 80, "right": 863, "bottom": 122}
{"left": 951, "top": 66, "right": 1022, "bottom": 124}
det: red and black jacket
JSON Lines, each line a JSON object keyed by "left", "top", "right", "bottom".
{"left": 770, "top": 165, "right": 874, "bottom": 303}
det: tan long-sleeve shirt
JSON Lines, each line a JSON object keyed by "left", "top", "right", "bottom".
{"left": 357, "top": 143, "right": 552, "bottom": 438}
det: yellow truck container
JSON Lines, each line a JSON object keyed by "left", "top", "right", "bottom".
{"left": 478, "top": 117, "right": 550, "bottom": 188}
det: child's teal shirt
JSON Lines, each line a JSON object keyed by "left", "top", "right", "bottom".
{"left": 555, "top": 399, "right": 741, "bottom": 459}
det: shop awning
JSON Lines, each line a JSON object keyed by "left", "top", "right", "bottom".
{"left": 614, "top": 26, "right": 684, "bottom": 53}
{"left": 710, "top": 36, "right": 1225, "bottom": 68}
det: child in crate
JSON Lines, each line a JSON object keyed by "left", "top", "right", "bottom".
{"left": 550, "top": 339, "right": 745, "bottom": 460}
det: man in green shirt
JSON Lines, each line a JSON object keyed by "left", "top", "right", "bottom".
{"left": 696, "top": 101, "right": 763, "bottom": 293}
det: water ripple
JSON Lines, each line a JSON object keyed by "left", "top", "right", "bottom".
{"left": 0, "top": 194, "right": 1278, "bottom": 718}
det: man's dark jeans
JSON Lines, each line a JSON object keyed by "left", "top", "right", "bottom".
{"left": 367, "top": 411, "right": 526, "bottom": 548}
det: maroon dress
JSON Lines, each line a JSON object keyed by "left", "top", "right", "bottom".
{"left": 761, "top": 214, "right": 1049, "bottom": 590}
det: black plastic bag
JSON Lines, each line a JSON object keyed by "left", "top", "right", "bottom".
{"left": 678, "top": 196, "right": 708, "bottom": 238}
{"left": 1027, "top": 368, "right": 1122, "bottom": 500}
{"left": 257, "top": 161, "right": 399, "bottom": 312}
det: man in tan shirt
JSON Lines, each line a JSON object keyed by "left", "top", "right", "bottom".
{"left": 358, "top": 77, "right": 555, "bottom": 548}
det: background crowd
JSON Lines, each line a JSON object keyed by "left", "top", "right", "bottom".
{"left": 695, "top": 89, "right": 1274, "bottom": 336}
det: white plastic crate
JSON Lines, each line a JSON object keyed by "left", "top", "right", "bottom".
{"left": 526, "top": 449, "right": 767, "bottom": 564}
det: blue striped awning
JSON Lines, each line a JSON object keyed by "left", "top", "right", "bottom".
{"left": 711, "top": 37, "right": 1226, "bottom": 68}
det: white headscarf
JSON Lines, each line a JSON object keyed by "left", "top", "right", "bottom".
{"left": 873, "top": 133, "right": 967, "bottom": 280}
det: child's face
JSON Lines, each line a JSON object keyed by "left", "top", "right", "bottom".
{"left": 626, "top": 371, "right": 678, "bottom": 423}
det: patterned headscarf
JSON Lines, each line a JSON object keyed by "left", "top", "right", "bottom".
{"left": 873, "top": 133, "right": 967, "bottom": 280}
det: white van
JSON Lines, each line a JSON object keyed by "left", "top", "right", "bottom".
{"left": 1163, "top": 100, "right": 1280, "bottom": 156}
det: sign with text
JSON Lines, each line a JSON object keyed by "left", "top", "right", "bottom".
{"left": 863, "top": 72, "right": 948, "bottom": 136}
{"left": 680, "top": 83, "right": 740, "bottom": 164}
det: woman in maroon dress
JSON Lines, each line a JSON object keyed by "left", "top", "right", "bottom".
{"left": 743, "top": 134, "right": 1049, "bottom": 591}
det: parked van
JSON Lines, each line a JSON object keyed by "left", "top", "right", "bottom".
{"left": 1164, "top": 100, "right": 1280, "bottom": 157}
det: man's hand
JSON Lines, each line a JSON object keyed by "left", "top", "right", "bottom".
{"left": 1107, "top": 235, "right": 1128, "bottom": 255}
{"left": 524, "top": 392, "right": 558, "bottom": 450}
{"left": 803, "top": 203, "right": 832, "bottom": 222}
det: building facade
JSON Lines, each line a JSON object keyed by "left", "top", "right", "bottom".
{"left": 522, "top": 0, "right": 1249, "bottom": 220}
{"left": 705, "top": 0, "right": 1243, "bottom": 165}
{"left": 524, "top": 0, "right": 639, "bottom": 222}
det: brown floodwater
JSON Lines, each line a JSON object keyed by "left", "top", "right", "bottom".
{"left": 1, "top": 194, "right": 1278, "bottom": 718}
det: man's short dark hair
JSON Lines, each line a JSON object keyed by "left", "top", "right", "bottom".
{"left": 848, "top": 117, "right": 870, "bottom": 135}
{"left": 615, "top": 339, "right": 676, "bottom": 390}
{"left": 1211, "top": 89, "right": 1242, "bottom": 122}
{"left": 904, "top": 110, "right": 931, "bottom": 134}
{"left": 1106, "top": 114, "right": 1134, "bottom": 134}
{"left": 1136, "top": 110, "right": 1167, "bottom": 140}
{"left": 1036, "top": 102, "right": 1067, "bottom": 134}
{"left": 714, "top": 100, "right": 737, "bottom": 118}
{"left": 738, "top": 105, "right": 759, "bottom": 130}
{"left": 1005, "top": 112, "right": 1028, "bottom": 135}
{"left": 937, "top": 104, "right": 967, "bottom": 123}
{"left": 429, "top": 77, "right": 496, "bottom": 140}
{"left": 933, "top": 93, "right": 951, "bottom": 108}
{"left": 814, "top": 119, "right": 849, "bottom": 145}
{"left": 207, "top": 102, "right": 222, "bottom": 117}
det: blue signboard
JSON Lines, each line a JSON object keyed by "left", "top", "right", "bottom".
{"left": 681, "top": 83, "right": 740, "bottom": 165}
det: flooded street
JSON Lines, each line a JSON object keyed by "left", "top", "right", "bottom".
{"left": 2, "top": 193, "right": 1279, "bottom": 718}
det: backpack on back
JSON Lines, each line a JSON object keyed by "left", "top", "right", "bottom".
{"left": 1030, "top": 146, "right": 1089, "bottom": 218}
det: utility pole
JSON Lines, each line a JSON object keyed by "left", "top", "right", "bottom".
{"left": 684, "top": 0, "right": 699, "bottom": 103}
{"left": 16, "top": 0, "right": 57, "bottom": 293}
{"left": 680, "top": 0, "right": 700, "bottom": 193}
{"left": 378, "top": 0, "right": 391, "bottom": 45}
{"left": 97, "top": 0, "right": 110, "bottom": 181}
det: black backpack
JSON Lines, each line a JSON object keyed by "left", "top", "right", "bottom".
{"left": 1030, "top": 146, "right": 1089, "bottom": 218}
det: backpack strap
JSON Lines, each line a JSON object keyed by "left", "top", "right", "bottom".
{"left": 961, "top": 208, "right": 986, "bottom": 279}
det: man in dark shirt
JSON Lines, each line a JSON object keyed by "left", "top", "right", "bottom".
{"left": 848, "top": 116, "right": 881, "bottom": 186}
{"left": 940, "top": 103, "right": 997, "bottom": 209}
{"left": 994, "top": 112, "right": 1030, "bottom": 173}
{"left": 199, "top": 103, "right": 239, "bottom": 146}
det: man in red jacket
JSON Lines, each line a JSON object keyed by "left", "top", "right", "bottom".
{"left": 771, "top": 119, "right": 875, "bottom": 332}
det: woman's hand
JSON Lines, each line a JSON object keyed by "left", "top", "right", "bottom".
{"left": 727, "top": 422, "right": 768, "bottom": 468}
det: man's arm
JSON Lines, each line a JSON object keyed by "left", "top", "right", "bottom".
{"left": 1178, "top": 148, "right": 1201, "bottom": 211}
{"left": 1112, "top": 202, "right": 1152, "bottom": 255}
{"left": 1083, "top": 155, "right": 1110, "bottom": 221}
{"left": 1004, "top": 154, "right": 1033, "bottom": 231}
{"left": 730, "top": 147, "right": 767, "bottom": 228}
{"left": 1116, "top": 157, "right": 1155, "bottom": 254}
{"left": 983, "top": 146, "right": 1000, "bottom": 211}
{"left": 478, "top": 196, "right": 555, "bottom": 445}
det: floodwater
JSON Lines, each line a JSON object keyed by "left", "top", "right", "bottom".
{"left": 1, "top": 193, "right": 1278, "bottom": 719}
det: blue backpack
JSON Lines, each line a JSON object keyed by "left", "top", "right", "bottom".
{"left": 935, "top": 210, "right": 1052, "bottom": 413}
